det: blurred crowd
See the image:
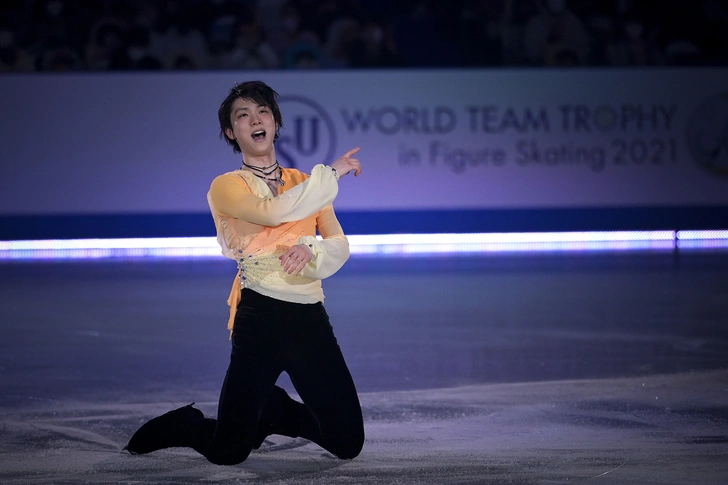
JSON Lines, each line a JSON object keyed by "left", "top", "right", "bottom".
{"left": 1, "top": 0, "right": 727, "bottom": 72}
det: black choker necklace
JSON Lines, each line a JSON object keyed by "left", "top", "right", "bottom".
{"left": 242, "top": 160, "right": 285, "bottom": 186}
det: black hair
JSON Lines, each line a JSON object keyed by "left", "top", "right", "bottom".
{"left": 218, "top": 80, "right": 283, "bottom": 154}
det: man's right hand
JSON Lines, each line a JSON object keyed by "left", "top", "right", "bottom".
{"left": 331, "top": 147, "right": 362, "bottom": 178}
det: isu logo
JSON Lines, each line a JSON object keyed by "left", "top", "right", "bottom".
{"left": 277, "top": 96, "right": 337, "bottom": 170}
{"left": 687, "top": 93, "right": 728, "bottom": 176}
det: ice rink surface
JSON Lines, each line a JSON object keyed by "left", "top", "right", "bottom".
{"left": 1, "top": 250, "right": 727, "bottom": 484}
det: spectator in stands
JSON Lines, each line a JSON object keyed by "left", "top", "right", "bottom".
{"left": 206, "top": 1, "right": 255, "bottom": 69}
{"left": 287, "top": 49, "right": 323, "bottom": 69}
{"left": 0, "top": 24, "right": 34, "bottom": 72}
{"left": 499, "top": 0, "right": 540, "bottom": 65}
{"left": 147, "top": 0, "right": 208, "bottom": 69}
{"left": 606, "top": 13, "right": 660, "bottom": 66}
{"left": 700, "top": 0, "right": 728, "bottom": 65}
{"left": 324, "top": 16, "right": 361, "bottom": 68}
{"left": 393, "top": 0, "right": 462, "bottom": 67}
{"left": 29, "top": 0, "right": 75, "bottom": 50}
{"left": 84, "top": 17, "right": 131, "bottom": 70}
{"left": 289, "top": 0, "right": 340, "bottom": 45}
{"left": 173, "top": 53, "right": 197, "bottom": 69}
{"left": 274, "top": 3, "right": 330, "bottom": 69}
{"left": 222, "top": 18, "right": 280, "bottom": 70}
{"left": 1, "top": 0, "right": 726, "bottom": 71}
{"left": 282, "top": 30, "right": 328, "bottom": 69}
{"left": 653, "top": 0, "right": 705, "bottom": 65}
{"left": 578, "top": 2, "right": 617, "bottom": 66}
{"left": 349, "top": 17, "right": 403, "bottom": 68}
{"left": 461, "top": 0, "right": 506, "bottom": 66}
{"left": 256, "top": 0, "right": 289, "bottom": 38}
{"left": 267, "top": 2, "right": 309, "bottom": 61}
{"left": 127, "top": 24, "right": 164, "bottom": 70}
{"left": 40, "top": 44, "right": 83, "bottom": 71}
{"left": 657, "top": 0, "right": 728, "bottom": 66}
{"left": 523, "top": 0, "right": 591, "bottom": 66}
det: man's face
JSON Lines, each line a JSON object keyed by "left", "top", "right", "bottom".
{"left": 225, "top": 97, "right": 278, "bottom": 156}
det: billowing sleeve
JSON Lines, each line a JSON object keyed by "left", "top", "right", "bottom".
{"left": 209, "top": 164, "right": 338, "bottom": 226}
{"left": 298, "top": 204, "right": 350, "bottom": 280}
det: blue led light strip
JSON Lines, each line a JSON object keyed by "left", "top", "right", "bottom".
{"left": 1, "top": 230, "right": 726, "bottom": 260}
{"left": 675, "top": 230, "right": 728, "bottom": 249}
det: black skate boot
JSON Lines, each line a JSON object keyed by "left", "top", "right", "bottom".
{"left": 125, "top": 403, "right": 204, "bottom": 455}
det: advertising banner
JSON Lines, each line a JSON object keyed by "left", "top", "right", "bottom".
{"left": 0, "top": 68, "right": 726, "bottom": 216}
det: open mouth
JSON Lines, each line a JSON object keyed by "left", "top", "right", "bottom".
{"left": 252, "top": 130, "right": 266, "bottom": 141}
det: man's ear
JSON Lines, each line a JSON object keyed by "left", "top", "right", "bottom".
{"left": 225, "top": 128, "right": 235, "bottom": 140}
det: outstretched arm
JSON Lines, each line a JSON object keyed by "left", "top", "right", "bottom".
{"left": 209, "top": 164, "right": 338, "bottom": 226}
{"left": 278, "top": 147, "right": 363, "bottom": 276}
{"left": 210, "top": 147, "right": 361, "bottom": 226}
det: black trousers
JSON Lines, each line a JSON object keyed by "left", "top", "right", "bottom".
{"left": 196, "top": 289, "right": 364, "bottom": 465}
